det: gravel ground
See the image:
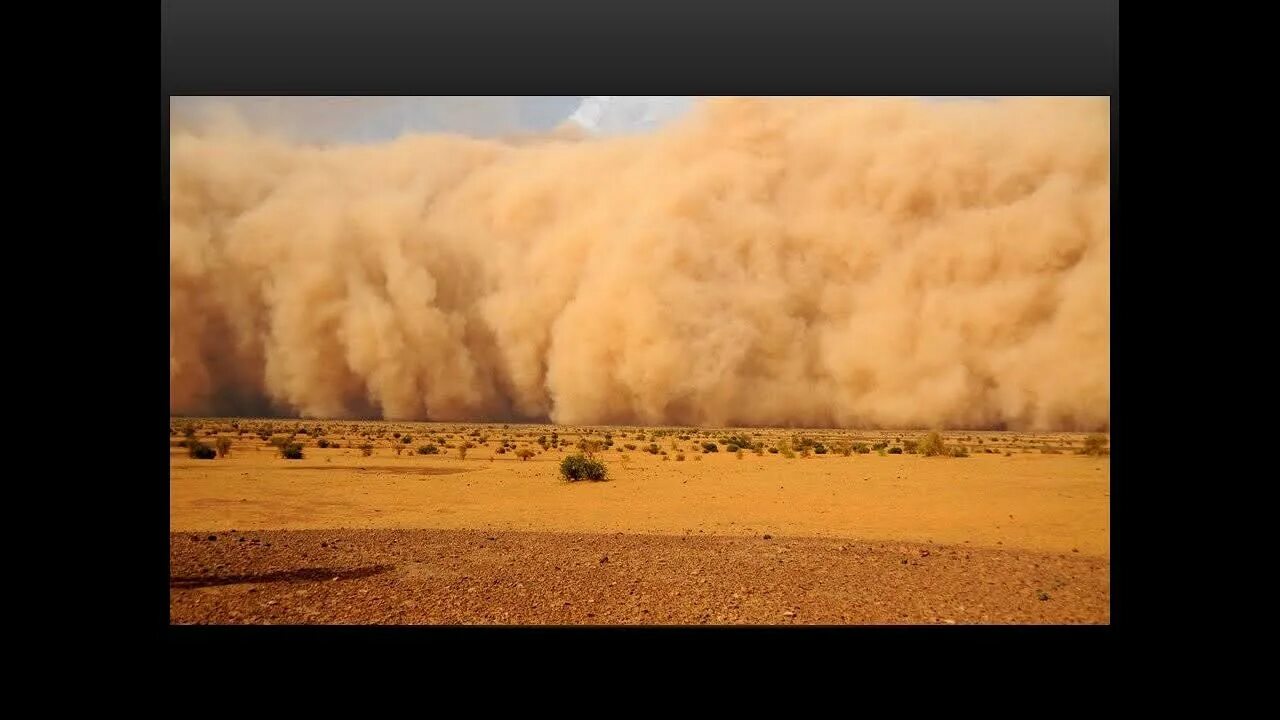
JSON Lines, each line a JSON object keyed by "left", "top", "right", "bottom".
{"left": 170, "top": 529, "right": 1109, "bottom": 625}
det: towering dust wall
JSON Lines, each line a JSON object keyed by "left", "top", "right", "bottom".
{"left": 170, "top": 97, "right": 1109, "bottom": 430}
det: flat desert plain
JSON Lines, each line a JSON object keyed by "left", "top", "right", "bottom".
{"left": 170, "top": 420, "right": 1109, "bottom": 624}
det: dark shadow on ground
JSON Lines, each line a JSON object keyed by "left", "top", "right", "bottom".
{"left": 170, "top": 564, "right": 393, "bottom": 588}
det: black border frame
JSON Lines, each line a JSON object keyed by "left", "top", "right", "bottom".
{"left": 159, "top": 0, "right": 1121, "bottom": 657}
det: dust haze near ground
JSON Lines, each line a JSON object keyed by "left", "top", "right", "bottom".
{"left": 170, "top": 97, "right": 1109, "bottom": 430}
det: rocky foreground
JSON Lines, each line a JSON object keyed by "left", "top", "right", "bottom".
{"left": 170, "top": 529, "right": 1108, "bottom": 625}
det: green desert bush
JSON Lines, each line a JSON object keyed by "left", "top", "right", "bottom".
{"left": 401, "top": 435, "right": 413, "bottom": 444}
{"left": 888, "top": 446, "right": 903, "bottom": 454}
{"left": 768, "top": 447, "right": 779, "bottom": 454}
{"left": 917, "top": 431, "right": 948, "bottom": 457}
{"left": 648, "top": 443, "right": 660, "bottom": 455}
{"left": 853, "top": 443, "right": 870, "bottom": 454}
{"left": 188, "top": 441, "right": 216, "bottom": 460}
{"left": 702, "top": 442, "right": 718, "bottom": 453}
{"left": 417, "top": 444, "right": 439, "bottom": 455}
{"left": 317, "top": 438, "right": 331, "bottom": 449}
{"left": 813, "top": 443, "right": 828, "bottom": 454}
{"left": 726, "top": 444, "right": 740, "bottom": 453}
{"left": 902, "top": 440, "right": 919, "bottom": 454}
{"left": 560, "top": 453, "right": 608, "bottom": 482}
{"left": 872, "top": 441, "right": 887, "bottom": 451}
{"left": 280, "top": 442, "right": 304, "bottom": 460}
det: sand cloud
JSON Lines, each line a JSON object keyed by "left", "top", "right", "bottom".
{"left": 170, "top": 97, "right": 1109, "bottom": 430}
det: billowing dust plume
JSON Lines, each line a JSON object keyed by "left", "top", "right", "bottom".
{"left": 171, "top": 97, "right": 1109, "bottom": 430}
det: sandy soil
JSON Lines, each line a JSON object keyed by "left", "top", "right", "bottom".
{"left": 169, "top": 421, "right": 1109, "bottom": 624}
{"left": 170, "top": 529, "right": 1108, "bottom": 624}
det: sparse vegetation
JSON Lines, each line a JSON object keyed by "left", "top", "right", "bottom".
{"left": 560, "top": 453, "right": 608, "bottom": 482}
{"left": 515, "top": 448, "right": 536, "bottom": 461}
{"left": 360, "top": 444, "right": 374, "bottom": 457}
{"left": 188, "top": 441, "right": 216, "bottom": 460}
{"left": 918, "top": 431, "right": 948, "bottom": 457}
{"left": 215, "top": 437, "right": 233, "bottom": 457}
{"left": 1083, "top": 434, "right": 1109, "bottom": 456}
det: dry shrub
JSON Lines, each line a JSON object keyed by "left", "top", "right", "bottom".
{"left": 918, "top": 431, "right": 948, "bottom": 457}
{"left": 1083, "top": 434, "right": 1109, "bottom": 456}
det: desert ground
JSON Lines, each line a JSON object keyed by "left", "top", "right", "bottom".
{"left": 170, "top": 419, "right": 1110, "bottom": 624}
